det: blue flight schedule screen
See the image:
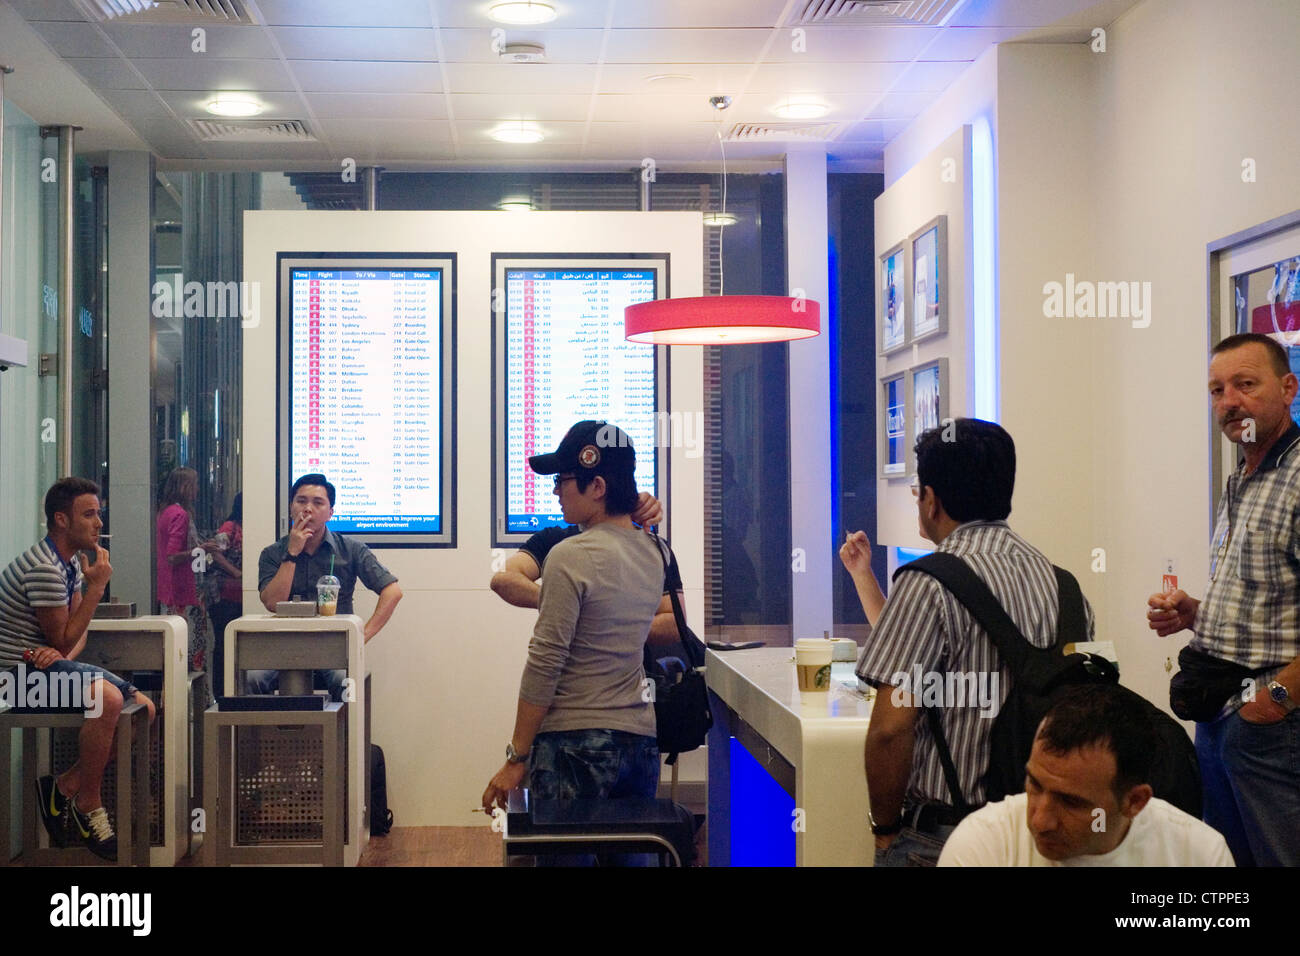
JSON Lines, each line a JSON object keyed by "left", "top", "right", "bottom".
{"left": 289, "top": 268, "right": 443, "bottom": 534}
{"left": 503, "top": 268, "right": 658, "bottom": 534}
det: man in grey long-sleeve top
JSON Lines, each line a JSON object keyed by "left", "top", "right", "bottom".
{"left": 482, "top": 420, "right": 665, "bottom": 812}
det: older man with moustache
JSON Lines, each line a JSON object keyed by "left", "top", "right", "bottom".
{"left": 1147, "top": 332, "right": 1300, "bottom": 866}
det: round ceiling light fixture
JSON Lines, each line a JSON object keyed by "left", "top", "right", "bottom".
{"left": 702, "top": 212, "right": 738, "bottom": 227}
{"left": 773, "top": 98, "right": 829, "bottom": 120}
{"left": 490, "top": 122, "right": 545, "bottom": 144}
{"left": 498, "top": 197, "right": 534, "bottom": 211}
{"left": 488, "top": 1, "right": 557, "bottom": 25}
{"left": 206, "top": 93, "right": 262, "bottom": 117}
{"left": 626, "top": 295, "right": 820, "bottom": 345}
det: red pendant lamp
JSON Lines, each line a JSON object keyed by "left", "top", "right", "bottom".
{"left": 624, "top": 97, "right": 822, "bottom": 345}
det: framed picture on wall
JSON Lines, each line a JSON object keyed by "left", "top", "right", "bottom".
{"left": 910, "top": 215, "right": 948, "bottom": 341}
{"left": 909, "top": 358, "right": 949, "bottom": 470}
{"left": 878, "top": 242, "right": 908, "bottom": 354}
{"left": 881, "top": 371, "right": 908, "bottom": 476}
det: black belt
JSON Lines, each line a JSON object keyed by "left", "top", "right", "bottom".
{"left": 904, "top": 802, "right": 976, "bottom": 833}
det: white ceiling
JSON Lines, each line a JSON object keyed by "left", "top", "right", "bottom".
{"left": 0, "top": 0, "right": 1140, "bottom": 171}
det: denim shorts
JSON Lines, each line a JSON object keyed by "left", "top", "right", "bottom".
{"left": 529, "top": 729, "right": 660, "bottom": 801}
{"left": 2, "top": 659, "right": 137, "bottom": 708}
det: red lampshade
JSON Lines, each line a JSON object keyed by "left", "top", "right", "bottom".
{"left": 624, "top": 294, "right": 821, "bottom": 345}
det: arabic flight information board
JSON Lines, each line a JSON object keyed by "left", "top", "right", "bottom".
{"left": 279, "top": 255, "right": 457, "bottom": 547}
{"left": 494, "top": 256, "right": 667, "bottom": 544}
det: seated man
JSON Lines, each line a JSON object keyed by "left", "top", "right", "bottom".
{"left": 938, "top": 684, "right": 1233, "bottom": 866}
{"left": 489, "top": 492, "right": 687, "bottom": 654}
{"left": 0, "top": 477, "right": 157, "bottom": 861}
{"left": 249, "top": 473, "right": 402, "bottom": 698}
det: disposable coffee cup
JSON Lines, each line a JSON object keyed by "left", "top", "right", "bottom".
{"left": 795, "top": 639, "right": 833, "bottom": 692}
{"left": 316, "top": 574, "right": 340, "bottom": 616}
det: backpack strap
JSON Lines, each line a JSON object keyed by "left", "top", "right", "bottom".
{"left": 1052, "top": 566, "right": 1087, "bottom": 651}
{"left": 652, "top": 535, "right": 704, "bottom": 669}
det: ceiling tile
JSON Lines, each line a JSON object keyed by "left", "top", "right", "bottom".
{"left": 28, "top": 20, "right": 120, "bottom": 57}
{"left": 305, "top": 92, "right": 448, "bottom": 119}
{"left": 317, "top": 118, "right": 451, "bottom": 148}
{"left": 921, "top": 26, "right": 1026, "bottom": 60}
{"left": 100, "top": 23, "right": 278, "bottom": 58}
{"left": 745, "top": 60, "right": 909, "bottom": 93}
{"left": 255, "top": 0, "right": 434, "bottom": 28}
{"left": 600, "top": 29, "right": 772, "bottom": 63}
{"left": 438, "top": 28, "right": 605, "bottom": 63}
{"left": 894, "top": 59, "right": 973, "bottom": 92}
{"left": 591, "top": 93, "right": 733, "bottom": 123}
{"left": 5, "top": 0, "right": 85, "bottom": 20}
{"left": 862, "top": 91, "right": 939, "bottom": 119}
{"left": 442, "top": 63, "right": 597, "bottom": 95}
{"left": 288, "top": 60, "right": 444, "bottom": 93}
{"left": 459, "top": 119, "right": 588, "bottom": 144}
{"left": 63, "top": 56, "right": 148, "bottom": 90}
{"left": 131, "top": 57, "right": 296, "bottom": 91}
{"left": 595, "top": 63, "right": 753, "bottom": 95}
{"left": 156, "top": 89, "right": 308, "bottom": 118}
{"left": 838, "top": 119, "right": 910, "bottom": 143}
{"left": 763, "top": 25, "right": 940, "bottom": 62}
{"left": 270, "top": 26, "right": 438, "bottom": 61}
{"left": 946, "top": 0, "right": 1125, "bottom": 28}
{"left": 602, "top": 0, "right": 790, "bottom": 28}
{"left": 733, "top": 90, "right": 890, "bottom": 122}
{"left": 446, "top": 92, "right": 593, "bottom": 121}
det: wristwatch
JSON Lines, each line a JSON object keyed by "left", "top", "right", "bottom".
{"left": 505, "top": 743, "right": 530, "bottom": 764}
{"left": 1267, "top": 681, "right": 1297, "bottom": 712}
{"left": 869, "top": 808, "right": 902, "bottom": 836}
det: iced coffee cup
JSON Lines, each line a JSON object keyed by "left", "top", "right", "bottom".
{"left": 316, "top": 574, "right": 340, "bottom": 616}
{"left": 795, "top": 638, "right": 833, "bottom": 692}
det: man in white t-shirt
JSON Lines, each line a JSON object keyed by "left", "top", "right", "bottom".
{"left": 939, "top": 685, "right": 1233, "bottom": 867}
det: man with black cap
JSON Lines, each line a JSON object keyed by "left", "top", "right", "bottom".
{"left": 481, "top": 421, "right": 666, "bottom": 817}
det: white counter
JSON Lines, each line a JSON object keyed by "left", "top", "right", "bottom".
{"left": 705, "top": 646, "right": 875, "bottom": 866}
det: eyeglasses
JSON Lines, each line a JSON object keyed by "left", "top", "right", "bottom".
{"left": 909, "top": 476, "right": 920, "bottom": 498}
{"left": 553, "top": 474, "right": 577, "bottom": 490}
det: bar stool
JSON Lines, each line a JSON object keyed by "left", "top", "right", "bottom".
{"left": 502, "top": 790, "right": 697, "bottom": 866}
{"left": 0, "top": 700, "right": 152, "bottom": 866}
{"left": 202, "top": 700, "right": 347, "bottom": 866}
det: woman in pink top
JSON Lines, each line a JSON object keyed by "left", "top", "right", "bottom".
{"left": 156, "top": 467, "right": 209, "bottom": 676}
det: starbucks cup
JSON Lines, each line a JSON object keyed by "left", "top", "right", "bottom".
{"left": 316, "top": 574, "right": 340, "bottom": 616}
{"left": 794, "top": 639, "right": 833, "bottom": 692}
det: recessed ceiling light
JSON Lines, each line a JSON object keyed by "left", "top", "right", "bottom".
{"left": 702, "top": 212, "right": 738, "bottom": 226}
{"left": 490, "top": 122, "right": 544, "bottom": 144}
{"left": 773, "top": 99, "right": 829, "bottom": 120}
{"left": 498, "top": 197, "right": 534, "bottom": 211}
{"left": 489, "top": 1, "right": 557, "bottom": 25}
{"left": 206, "top": 94, "right": 262, "bottom": 117}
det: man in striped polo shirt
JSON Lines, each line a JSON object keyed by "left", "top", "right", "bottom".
{"left": 1147, "top": 332, "right": 1300, "bottom": 866}
{"left": 846, "top": 418, "right": 1095, "bottom": 866}
{"left": 0, "top": 477, "right": 157, "bottom": 861}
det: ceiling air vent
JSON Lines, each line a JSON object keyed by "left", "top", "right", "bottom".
{"left": 71, "top": 0, "right": 255, "bottom": 24}
{"left": 187, "top": 119, "right": 316, "bottom": 142}
{"left": 726, "top": 122, "right": 837, "bottom": 142}
{"left": 788, "top": 0, "right": 962, "bottom": 26}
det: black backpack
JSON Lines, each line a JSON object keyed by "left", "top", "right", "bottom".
{"left": 896, "top": 553, "right": 1202, "bottom": 816}
{"left": 370, "top": 744, "right": 394, "bottom": 836}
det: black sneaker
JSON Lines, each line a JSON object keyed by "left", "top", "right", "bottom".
{"left": 68, "top": 801, "right": 117, "bottom": 862}
{"left": 35, "top": 775, "right": 71, "bottom": 848}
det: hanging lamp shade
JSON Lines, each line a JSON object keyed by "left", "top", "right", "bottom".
{"left": 624, "top": 294, "right": 820, "bottom": 345}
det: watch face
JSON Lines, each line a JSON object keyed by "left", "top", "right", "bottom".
{"left": 1270, "top": 682, "right": 1289, "bottom": 703}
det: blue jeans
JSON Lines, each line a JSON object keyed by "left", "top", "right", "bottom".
{"left": 528, "top": 729, "right": 660, "bottom": 867}
{"left": 873, "top": 824, "right": 956, "bottom": 867}
{"left": 1197, "top": 708, "right": 1300, "bottom": 866}
{"left": 243, "top": 668, "right": 347, "bottom": 701}
{"left": 3, "top": 660, "right": 138, "bottom": 710}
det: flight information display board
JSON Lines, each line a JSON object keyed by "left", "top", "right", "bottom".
{"left": 493, "top": 255, "right": 668, "bottom": 545}
{"left": 278, "top": 254, "right": 457, "bottom": 547}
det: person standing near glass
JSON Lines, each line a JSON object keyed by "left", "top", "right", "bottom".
{"left": 156, "top": 467, "right": 206, "bottom": 673}
{"left": 205, "top": 492, "right": 242, "bottom": 698}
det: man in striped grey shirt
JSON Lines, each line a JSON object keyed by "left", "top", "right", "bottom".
{"left": 0, "top": 477, "right": 157, "bottom": 861}
{"left": 1147, "top": 333, "right": 1300, "bottom": 866}
{"left": 846, "top": 418, "right": 1094, "bottom": 866}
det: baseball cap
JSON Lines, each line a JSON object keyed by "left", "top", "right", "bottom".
{"left": 528, "top": 420, "right": 636, "bottom": 476}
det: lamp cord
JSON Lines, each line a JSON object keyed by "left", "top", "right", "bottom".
{"left": 715, "top": 127, "right": 727, "bottom": 297}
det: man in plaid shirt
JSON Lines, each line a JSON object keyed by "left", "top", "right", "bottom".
{"left": 1148, "top": 332, "right": 1300, "bottom": 866}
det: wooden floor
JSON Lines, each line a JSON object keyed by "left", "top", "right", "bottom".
{"left": 358, "top": 820, "right": 708, "bottom": 867}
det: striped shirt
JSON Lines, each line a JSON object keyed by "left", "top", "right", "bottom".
{"left": 856, "top": 521, "right": 1095, "bottom": 806}
{"left": 0, "top": 539, "right": 84, "bottom": 667}
{"left": 1191, "top": 421, "right": 1300, "bottom": 683}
